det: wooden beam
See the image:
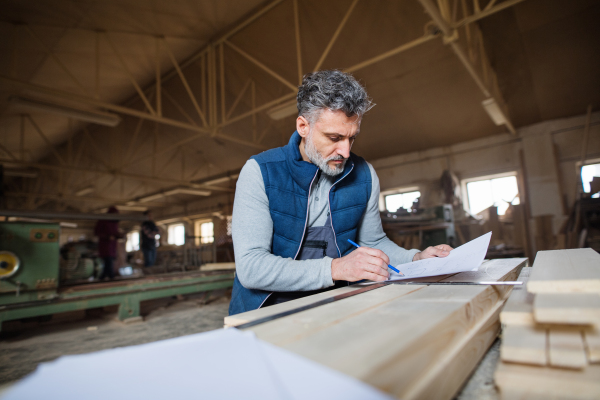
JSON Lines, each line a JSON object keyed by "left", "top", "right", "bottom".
{"left": 24, "top": 25, "right": 89, "bottom": 96}
{"left": 224, "top": 40, "right": 297, "bottom": 91}
{"left": 313, "top": 0, "right": 360, "bottom": 71}
{"left": 226, "top": 79, "right": 252, "bottom": 120}
{"left": 454, "top": 0, "right": 527, "bottom": 28}
{"left": 155, "top": 37, "right": 162, "bottom": 117}
{"left": 162, "top": 89, "right": 198, "bottom": 127}
{"left": 104, "top": 33, "right": 156, "bottom": 116}
{"left": 0, "top": 75, "right": 260, "bottom": 150}
{"left": 345, "top": 34, "right": 439, "bottom": 73}
{"left": 163, "top": 38, "right": 208, "bottom": 127}
{"left": 293, "top": 0, "right": 303, "bottom": 84}
{"left": 26, "top": 115, "right": 66, "bottom": 165}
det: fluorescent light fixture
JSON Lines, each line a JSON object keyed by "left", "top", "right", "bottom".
{"left": 195, "top": 174, "right": 240, "bottom": 186}
{"left": 9, "top": 96, "right": 121, "bottom": 127}
{"left": 267, "top": 100, "right": 297, "bottom": 120}
{"left": 75, "top": 186, "right": 95, "bottom": 196}
{"left": 482, "top": 98, "right": 507, "bottom": 126}
{"left": 3, "top": 169, "right": 38, "bottom": 178}
{"left": 138, "top": 188, "right": 211, "bottom": 203}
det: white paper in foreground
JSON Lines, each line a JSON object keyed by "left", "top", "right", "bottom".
{"left": 2, "top": 327, "right": 392, "bottom": 400}
{"left": 388, "top": 231, "right": 492, "bottom": 281}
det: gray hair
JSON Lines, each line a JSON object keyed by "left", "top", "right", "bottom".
{"left": 297, "top": 70, "right": 374, "bottom": 124}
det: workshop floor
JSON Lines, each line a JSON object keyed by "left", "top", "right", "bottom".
{"left": 0, "top": 291, "right": 500, "bottom": 399}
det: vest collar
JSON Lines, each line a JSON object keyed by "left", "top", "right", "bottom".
{"left": 284, "top": 131, "right": 355, "bottom": 190}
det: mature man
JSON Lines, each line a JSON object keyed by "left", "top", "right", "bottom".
{"left": 229, "top": 70, "right": 451, "bottom": 315}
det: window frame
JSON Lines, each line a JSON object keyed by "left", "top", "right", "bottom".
{"left": 167, "top": 223, "right": 185, "bottom": 246}
{"left": 461, "top": 171, "right": 520, "bottom": 216}
{"left": 194, "top": 219, "right": 215, "bottom": 245}
{"left": 379, "top": 186, "right": 420, "bottom": 213}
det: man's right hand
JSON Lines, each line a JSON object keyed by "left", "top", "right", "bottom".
{"left": 331, "top": 247, "right": 390, "bottom": 282}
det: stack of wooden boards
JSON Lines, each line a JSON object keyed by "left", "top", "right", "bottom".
{"left": 495, "top": 248, "right": 600, "bottom": 399}
{"left": 225, "top": 258, "right": 526, "bottom": 400}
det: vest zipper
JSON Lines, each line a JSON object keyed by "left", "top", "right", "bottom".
{"left": 328, "top": 161, "right": 355, "bottom": 257}
{"left": 293, "top": 169, "right": 320, "bottom": 260}
{"left": 260, "top": 168, "right": 319, "bottom": 309}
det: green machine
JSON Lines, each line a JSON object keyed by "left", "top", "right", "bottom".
{"left": 0, "top": 222, "right": 234, "bottom": 332}
{"left": 0, "top": 222, "right": 61, "bottom": 305}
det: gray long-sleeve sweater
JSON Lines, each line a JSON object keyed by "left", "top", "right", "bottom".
{"left": 232, "top": 159, "right": 420, "bottom": 292}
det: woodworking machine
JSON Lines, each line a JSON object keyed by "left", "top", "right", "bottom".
{"left": 0, "top": 222, "right": 234, "bottom": 332}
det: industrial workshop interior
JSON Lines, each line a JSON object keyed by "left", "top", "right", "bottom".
{"left": 0, "top": 0, "right": 599, "bottom": 398}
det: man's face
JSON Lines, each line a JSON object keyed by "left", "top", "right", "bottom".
{"left": 297, "top": 109, "right": 360, "bottom": 176}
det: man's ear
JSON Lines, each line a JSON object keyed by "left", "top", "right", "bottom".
{"left": 296, "top": 116, "right": 310, "bottom": 138}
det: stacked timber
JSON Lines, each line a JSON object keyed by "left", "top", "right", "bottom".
{"left": 225, "top": 258, "right": 526, "bottom": 399}
{"left": 495, "top": 248, "right": 600, "bottom": 399}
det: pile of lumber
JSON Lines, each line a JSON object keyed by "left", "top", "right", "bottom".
{"left": 495, "top": 248, "right": 600, "bottom": 399}
{"left": 226, "top": 258, "right": 526, "bottom": 400}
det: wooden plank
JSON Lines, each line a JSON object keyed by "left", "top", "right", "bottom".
{"left": 584, "top": 328, "right": 600, "bottom": 363}
{"left": 223, "top": 285, "right": 360, "bottom": 327}
{"left": 244, "top": 258, "right": 525, "bottom": 400}
{"left": 534, "top": 293, "right": 600, "bottom": 326}
{"left": 495, "top": 361, "right": 600, "bottom": 400}
{"left": 200, "top": 262, "right": 236, "bottom": 272}
{"left": 501, "top": 324, "right": 547, "bottom": 366}
{"left": 548, "top": 328, "right": 588, "bottom": 369}
{"left": 500, "top": 267, "right": 535, "bottom": 326}
{"left": 528, "top": 248, "right": 600, "bottom": 294}
{"left": 224, "top": 272, "right": 459, "bottom": 327}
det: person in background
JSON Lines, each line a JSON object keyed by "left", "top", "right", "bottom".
{"left": 141, "top": 210, "right": 159, "bottom": 267}
{"left": 94, "top": 206, "right": 123, "bottom": 280}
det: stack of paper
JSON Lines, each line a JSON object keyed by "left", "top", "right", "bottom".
{"left": 1, "top": 328, "right": 391, "bottom": 400}
{"left": 388, "top": 232, "right": 492, "bottom": 281}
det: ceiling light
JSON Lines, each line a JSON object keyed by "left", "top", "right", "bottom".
{"left": 138, "top": 188, "right": 212, "bottom": 203}
{"left": 75, "top": 186, "right": 95, "bottom": 196}
{"left": 482, "top": 98, "right": 508, "bottom": 126}
{"left": 267, "top": 100, "right": 298, "bottom": 120}
{"left": 9, "top": 96, "right": 121, "bottom": 127}
{"left": 3, "top": 169, "right": 38, "bottom": 178}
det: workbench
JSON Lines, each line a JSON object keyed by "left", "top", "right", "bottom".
{"left": 225, "top": 258, "right": 526, "bottom": 400}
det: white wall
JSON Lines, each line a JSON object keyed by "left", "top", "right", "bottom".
{"left": 370, "top": 111, "right": 600, "bottom": 249}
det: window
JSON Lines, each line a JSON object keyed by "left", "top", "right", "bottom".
{"left": 226, "top": 216, "right": 233, "bottom": 236}
{"left": 464, "top": 173, "right": 520, "bottom": 215}
{"left": 167, "top": 223, "right": 185, "bottom": 246}
{"left": 126, "top": 231, "right": 140, "bottom": 252}
{"left": 582, "top": 162, "right": 600, "bottom": 198}
{"left": 200, "top": 222, "right": 214, "bottom": 244}
{"left": 383, "top": 190, "right": 421, "bottom": 213}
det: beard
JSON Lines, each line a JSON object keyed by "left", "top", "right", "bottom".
{"left": 304, "top": 132, "right": 347, "bottom": 177}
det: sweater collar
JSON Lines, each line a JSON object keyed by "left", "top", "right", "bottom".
{"left": 284, "top": 131, "right": 355, "bottom": 190}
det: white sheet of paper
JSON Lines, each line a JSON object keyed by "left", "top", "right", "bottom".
{"left": 2, "top": 327, "right": 392, "bottom": 400}
{"left": 388, "top": 231, "right": 492, "bottom": 281}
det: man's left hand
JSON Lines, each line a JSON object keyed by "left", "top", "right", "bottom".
{"left": 412, "top": 244, "right": 453, "bottom": 261}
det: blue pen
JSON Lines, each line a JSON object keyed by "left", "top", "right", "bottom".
{"left": 347, "top": 239, "right": 404, "bottom": 276}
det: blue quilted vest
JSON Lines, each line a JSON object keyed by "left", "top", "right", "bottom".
{"left": 228, "top": 131, "right": 372, "bottom": 315}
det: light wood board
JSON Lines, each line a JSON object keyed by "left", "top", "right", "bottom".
{"left": 240, "top": 258, "right": 525, "bottom": 400}
{"left": 500, "top": 267, "right": 535, "bottom": 326}
{"left": 534, "top": 293, "right": 600, "bottom": 326}
{"left": 200, "top": 262, "right": 236, "bottom": 272}
{"left": 528, "top": 248, "right": 600, "bottom": 294}
{"left": 548, "top": 328, "right": 588, "bottom": 369}
{"left": 495, "top": 361, "right": 600, "bottom": 400}
{"left": 501, "top": 324, "right": 547, "bottom": 366}
{"left": 584, "top": 328, "right": 600, "bottom": 363}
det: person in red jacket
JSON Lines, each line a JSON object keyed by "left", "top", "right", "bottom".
{"left": 94, "top": 206, "right": 123, "bottom": 280}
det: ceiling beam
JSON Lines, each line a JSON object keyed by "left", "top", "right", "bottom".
{"left": 0, "top": 157, "right": 232, "bottom": 191}
{"left": 0, "top": 75, "right": 265, "bottom": 150}
{"left": 417, "top": 0, "right": 517, "bottom": 134}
